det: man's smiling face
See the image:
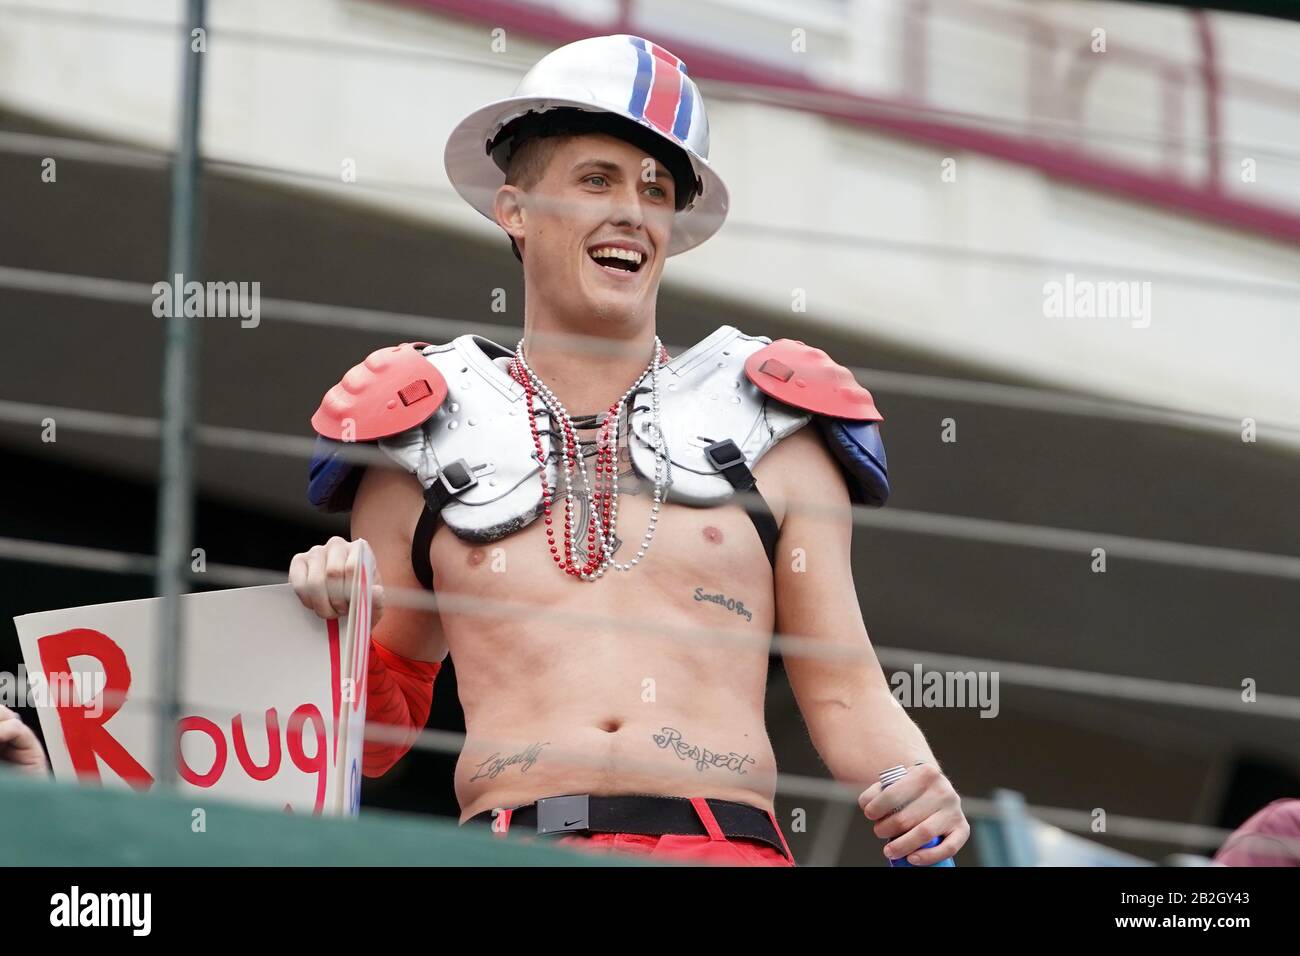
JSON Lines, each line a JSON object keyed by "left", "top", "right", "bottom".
{"left": 495, "top": 132, "right": 678, "bottom": 328}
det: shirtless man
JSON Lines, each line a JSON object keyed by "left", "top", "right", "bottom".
{"left": 291, "top": 35, "right": 967, "bottom": 866}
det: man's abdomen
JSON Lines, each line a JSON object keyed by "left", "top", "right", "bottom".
{"left": 455, "top": 712, "right": 778, "bottom": 823}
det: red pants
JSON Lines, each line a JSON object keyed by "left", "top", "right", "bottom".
{"left": 494, "top": 797, "right": 795, "bottom": 867}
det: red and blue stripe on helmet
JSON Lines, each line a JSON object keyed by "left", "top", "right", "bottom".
{"left": 627, "top": 36, "right": 694, "bottom": 143}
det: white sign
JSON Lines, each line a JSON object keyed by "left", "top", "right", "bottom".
{"left": 13, "top": 548, "right": 376, "bottom": 817}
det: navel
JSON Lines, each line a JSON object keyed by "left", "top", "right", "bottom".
{"left": 702, "top": 526, "right": 723, "bottom": 544}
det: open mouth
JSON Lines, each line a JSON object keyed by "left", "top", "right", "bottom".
{"left": 587, "top": 245, "right": 645, "bottom": 275}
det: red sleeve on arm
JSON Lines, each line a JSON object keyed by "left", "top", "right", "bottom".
{"left": 363, "top": 638, "right": 441, "bottom": 778}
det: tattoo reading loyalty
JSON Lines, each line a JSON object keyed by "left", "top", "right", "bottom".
{"left": 693, "top": 586, "right": 753, "bottom": 622}
{"left": 470, "top": 741, "right": 550, "bottom": 781}
{"left": 652, "top": 727, "right": 755, "bottom": 774}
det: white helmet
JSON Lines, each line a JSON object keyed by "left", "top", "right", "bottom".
{"left": 444, "top": 34, "right": 729, "bottom": 256}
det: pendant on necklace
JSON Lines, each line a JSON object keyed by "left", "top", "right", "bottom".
{"left": 572, "top": 488, "right": 593, "bottom": 564}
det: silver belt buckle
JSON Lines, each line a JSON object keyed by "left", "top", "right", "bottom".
{"left": 536, "top": 794, "right": 590, "bottom": 835}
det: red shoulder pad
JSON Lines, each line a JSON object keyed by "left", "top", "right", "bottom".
{"left": 311, "top": 342, "right": 448, "bottom": 442}
{"left": 744, "top": 339, "right": 881, "bottom": 421}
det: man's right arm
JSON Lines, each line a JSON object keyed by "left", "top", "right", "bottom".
{"left": 289, "top": 463, "right": 448, "bottom": 775}
{"left": 351, "top": 463, "right": 448, "bottom": 663}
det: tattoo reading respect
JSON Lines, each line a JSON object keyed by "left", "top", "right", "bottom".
{"left": 653, "top": 726, "right": 755, "bottom": 774}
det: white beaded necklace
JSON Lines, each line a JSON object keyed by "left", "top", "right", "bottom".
{"left": 512, "top": 337, "right": 670, "bottom": 580}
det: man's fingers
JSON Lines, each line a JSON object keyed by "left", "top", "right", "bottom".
{"left": 291, "top": 537, "right": 379, "bottom": 622}
{"left": 873, "top": 791, "right": 943, "bottom": 841}
{"left": 863, "top": 775, "right": 926, "bottom": 821}
{"left": 882, "top": 811, "right": 952, "bottom": 862}
{"left": 857, "top": 782, "right": 881, "bottom": 812}
{"left": 325, "top": 543, "right": 352, "bottom": 616}
{"left": 903, "top": 821, "right": 968, "bottom": 866}
{"left": 371, "top": 584, "right": 385, "bottom": 625}
{"left": 0, "top": 716, "right": 50, "bottom": 776}
{"left": 288, "top": 553, "right": 311, "bottom": 609}
{"left": 303, "top": 548, "right": 339, "bottom": 620}
{"left": 864, "top": 763, "right": 945, "bottom": 820}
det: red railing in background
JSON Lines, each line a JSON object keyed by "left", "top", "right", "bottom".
{"left": 395, "top": 0, "right": 1300, "bottom": 246}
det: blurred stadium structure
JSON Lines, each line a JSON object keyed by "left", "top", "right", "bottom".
{"left": 0, "top": 0, "right": 1298, "bottom": 865}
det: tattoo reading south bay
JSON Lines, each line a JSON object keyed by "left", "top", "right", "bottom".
{"left": 469, "top": 742, "right": 550, "bottom": 781}
{"left": 652, "top": 727, "right": 755, "bottom": 774}
{"left": 693, "top": 586, "right": 753, "bottom": 622}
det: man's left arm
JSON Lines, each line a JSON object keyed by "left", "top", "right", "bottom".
{"left": 768, "top": 424, "right": 969, "bottom": 865}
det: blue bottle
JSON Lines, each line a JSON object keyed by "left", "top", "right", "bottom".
{"left": 880, "top": 765, "right": 956, "bottom": 867}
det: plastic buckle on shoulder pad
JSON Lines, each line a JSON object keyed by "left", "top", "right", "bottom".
{"left": 438, "top": 458, "right": 478, "bottom": 495}
{"left": 703, "top": 438, "right": 745, "bottom": 472}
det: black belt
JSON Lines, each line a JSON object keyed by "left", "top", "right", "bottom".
{"left": 464, "top": 794, "right": 789, "bottom": 857}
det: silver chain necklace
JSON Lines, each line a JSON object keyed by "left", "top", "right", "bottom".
{"left": 513, "top": 337, "right": 670, "bottom": 580}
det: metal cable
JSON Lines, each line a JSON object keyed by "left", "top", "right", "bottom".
{"left": 2, "top": 264, "right": 1298, "bottom": 444}
{"left": 4, "top": 534, "right": 1298, "bottom": 719}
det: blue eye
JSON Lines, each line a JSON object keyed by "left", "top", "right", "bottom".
{"left": 584, "top": 174, "right": 608, "bottom": 187}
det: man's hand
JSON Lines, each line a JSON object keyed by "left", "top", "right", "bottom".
{"left": 288, "top": 536, "right": 385, "bottom": 624}
{"left": 858, "top": 762, "right": 969, "bottom": 865}
{"left": 0, "top": 704, "right": 50, "bottom": 777}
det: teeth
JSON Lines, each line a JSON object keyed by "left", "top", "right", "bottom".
{"left": 590, "top": 246, "right": 644, "bottom": 265}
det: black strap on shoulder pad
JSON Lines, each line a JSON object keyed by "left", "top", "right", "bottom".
{"left": 703, "top": 439, "right": 778, "bottom": 568}
{"left": 410, "top": 459, "right": 477, "bottom": 592}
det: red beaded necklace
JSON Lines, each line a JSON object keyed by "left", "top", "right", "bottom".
{"left": 508, "top": 345, "right": 668, "bottom": 578}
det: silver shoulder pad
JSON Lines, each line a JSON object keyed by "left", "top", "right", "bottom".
{"left": 626, "top": 326, "right": 811, "bottom": 506}
{"left": 377, "top": 326, "right": 812, "bottom": 544}
{"left": 377, "top": 335, "right": 551, "bottom": 543}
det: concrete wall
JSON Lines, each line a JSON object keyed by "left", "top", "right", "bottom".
{"left": 2, "top": 0, "right": 1297, "bottom": 437}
